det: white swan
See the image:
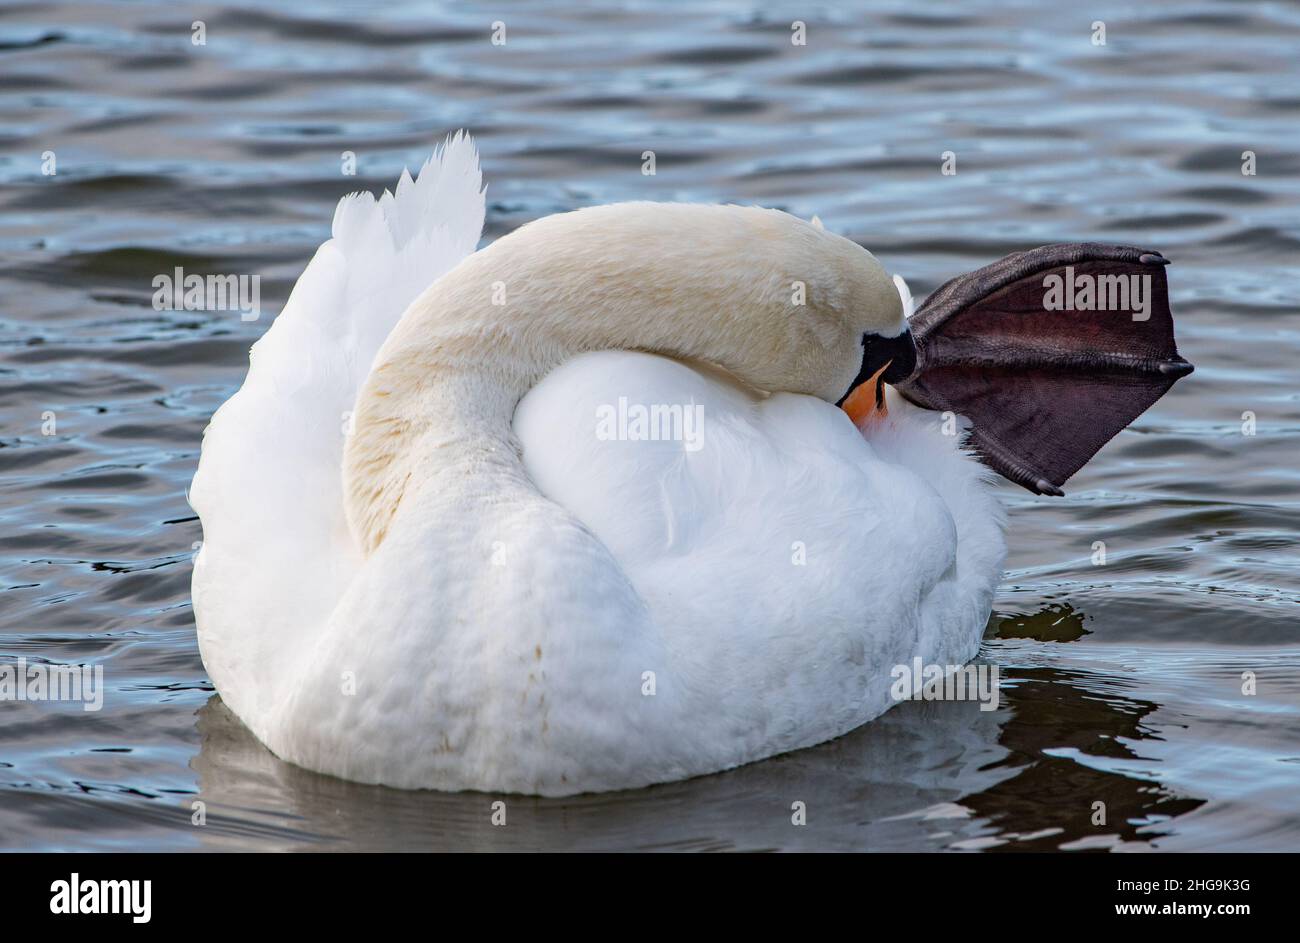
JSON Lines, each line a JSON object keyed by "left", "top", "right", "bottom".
{"left": 191, "top": 133, "right": 1005, "bottom": 795}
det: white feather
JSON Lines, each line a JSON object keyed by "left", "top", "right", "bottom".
{"left": 893, "top": 273, "right": 915, "bottom": 320}
{"left": 190, "top": 133, "right": 485, "bottom": 731}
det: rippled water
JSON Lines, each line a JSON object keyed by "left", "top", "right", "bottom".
{"left": 2, "top": 0, "right": 1298, "bottom": 851}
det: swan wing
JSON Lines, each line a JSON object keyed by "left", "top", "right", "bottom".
{"left": 190, "top": 133, "right": 485, "bottom": 731}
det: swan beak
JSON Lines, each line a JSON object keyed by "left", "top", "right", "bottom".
{"left": 837, "top": 329, "right": 917, "bottom": 427}
{"left": 841, "top": 363, "right": 891, "bottom": 426}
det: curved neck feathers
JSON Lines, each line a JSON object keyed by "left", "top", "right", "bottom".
{"left": 341, "top": 203, "right": 865, "bottom": 554}
{"left": 342, "top": 266, "right": 725, "bottom": 555}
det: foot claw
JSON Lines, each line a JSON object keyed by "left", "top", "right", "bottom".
{"left": 1035, "top": 478, "right": 1065, "bottom": 497}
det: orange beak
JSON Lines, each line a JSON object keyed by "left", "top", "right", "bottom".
{"left": 840, "top": 361, "right": 891, "bottom": 428}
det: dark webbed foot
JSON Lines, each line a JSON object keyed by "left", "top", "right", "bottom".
{"left": 894, "top": 244, "right": 1194, "bottom": 495}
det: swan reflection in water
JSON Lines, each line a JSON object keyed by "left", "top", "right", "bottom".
{"left": 187, "top": 601, "right": 1239, "bottom": 852}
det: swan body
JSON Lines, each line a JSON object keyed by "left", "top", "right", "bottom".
{"left": 191, "top": 134, "right": 1005, "bottom": 795}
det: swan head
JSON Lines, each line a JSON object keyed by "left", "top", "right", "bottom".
{"left": 466, "top": 202, "right": 914, "bottom": 406}
{"left": 753, "top": 208, "right": 915, "bottom": 406}
{"left": 801, "top": 226, "right": 917, "bottom": 409}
